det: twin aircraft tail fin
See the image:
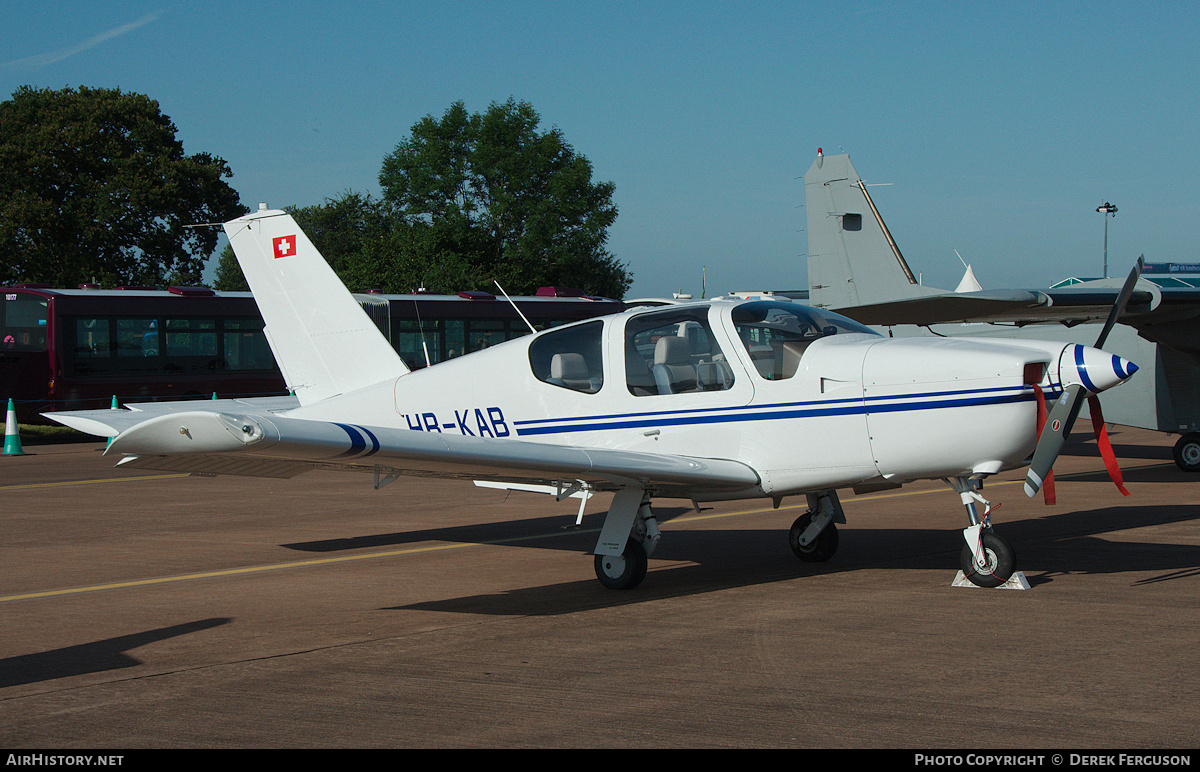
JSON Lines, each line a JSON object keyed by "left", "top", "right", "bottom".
{"left": 804, "top": 152, "right": 945, "bottom": 310}
{"left": 223, "top": 207, "right": 409, "bottom": 406}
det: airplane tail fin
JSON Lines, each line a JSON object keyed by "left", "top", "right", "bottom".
{"left": 804, "top": 151, "right": 944, "bottom": 310}
{"left": 223, "top": 206, "right": 409, "bottom": 406}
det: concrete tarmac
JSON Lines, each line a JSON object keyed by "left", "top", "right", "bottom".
{"left": 1, "top": 427, "right": 1197, "bottom": 748}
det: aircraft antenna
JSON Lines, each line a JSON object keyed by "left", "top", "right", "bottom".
{"left": 412, "top": 298, "right": 432, "bottom": 368}
{"left": 494, "top": 280, "right": 537, "bottom": 335}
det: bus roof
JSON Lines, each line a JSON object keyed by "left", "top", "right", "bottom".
{"left": 2, "top": 285, "right": 621, "bottom": 304}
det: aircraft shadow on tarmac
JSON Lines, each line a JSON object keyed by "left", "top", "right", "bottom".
{"left": 385, "top": 502, "right": 1200, "bottom": 616}
{"left": 1060, "top": 436, "right": 1177, "bottom": 463}
{"left": 0, "top": 618, "right": 230, "bottom": 688}
{"left": 280, "top": 481, "right": 1200, "bottom": 617}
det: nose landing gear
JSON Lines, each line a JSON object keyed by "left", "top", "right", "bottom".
{"left": 947, "top": 477, "right": 1023, "bottom": 589}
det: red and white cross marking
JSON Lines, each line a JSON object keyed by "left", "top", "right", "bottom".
{"left": 272, "top": 235, "right": 296, "bottom": 258}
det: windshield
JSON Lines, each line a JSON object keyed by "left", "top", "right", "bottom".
{"left": 731, "top": 301, "right": 878, "bottom": 380}
{"left": 1, "top": 292, "right": 49, "bottom": 351}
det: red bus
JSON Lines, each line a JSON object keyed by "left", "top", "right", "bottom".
{"left": 1, "top": 285, "right": 622, "bottom": 423}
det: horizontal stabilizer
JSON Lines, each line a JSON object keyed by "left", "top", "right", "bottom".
{"left": 45, "top": 396, "right": 301, "bottom": 438}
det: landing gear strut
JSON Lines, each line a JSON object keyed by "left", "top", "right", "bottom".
{"left": 593, "top": 490, "right": 659, "bottom": 589}
{"left": 948, "top": 477, "right": 1017, "bottom": 588}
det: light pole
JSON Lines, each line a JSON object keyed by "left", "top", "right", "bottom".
{"left": 1097, "top": 202, "right": 1117, "bottom": 278}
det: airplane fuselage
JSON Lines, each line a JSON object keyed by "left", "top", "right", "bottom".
{"left": 288, "top": 299, "right": 1101, "bottom": 501}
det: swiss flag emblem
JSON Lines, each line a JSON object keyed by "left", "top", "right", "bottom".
{"left": 272, "top": 235, "right": 297, "bottom": 258}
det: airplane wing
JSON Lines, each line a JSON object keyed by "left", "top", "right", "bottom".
{"left": 50, "top": 407, "right": 761, "bottom": 498}
{"left": 833, "top": 283, "right": 1161, "bottom": 328}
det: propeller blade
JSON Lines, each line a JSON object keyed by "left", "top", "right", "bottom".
{"left": 1094, "top": 255, "right": 1144, "bottom": 349}
{"left": 1028, "top": 256, "right": 1143, "bottom": 500}
{"left": 1032, "top": 382, "right": 1056, "bottom": 504}
{"left": 1024, "top": 383, "right": 1084, "bottom": 498}
{"left": 1088, "top": 395, "right": 1131, "bottom": 496}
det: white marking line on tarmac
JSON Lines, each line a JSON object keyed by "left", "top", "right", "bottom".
{"left": 2, "top": 461, "right": 1171, "bottom": 603}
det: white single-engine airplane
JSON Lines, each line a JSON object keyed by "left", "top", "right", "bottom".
{"left": 49, "top": 205, "right": 1140, "bottom": 590}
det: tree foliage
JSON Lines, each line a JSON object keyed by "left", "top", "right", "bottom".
{"left": 0, "top": 86, "right": 247, "bottom": 287}
{"left": 378, "top": 99, "right": 630, "bottom": 298}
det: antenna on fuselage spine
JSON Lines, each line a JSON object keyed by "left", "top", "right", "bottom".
{"left": 495, "top": 280, "right": 537, "bottom": 335}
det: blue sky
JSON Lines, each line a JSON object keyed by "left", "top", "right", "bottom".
{"left": 3, "top": 1, "right": 1197, "bottom": 298}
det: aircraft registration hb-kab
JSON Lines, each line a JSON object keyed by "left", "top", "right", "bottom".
{"left": 50, "top": 204, "right": 1139, "bottom": 590}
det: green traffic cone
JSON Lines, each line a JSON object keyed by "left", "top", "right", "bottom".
{"left": 4, "top": 398, "right": 25, "bottom": 456}
{"left": 107, "top": 395, "right": 119, "bottom": 449}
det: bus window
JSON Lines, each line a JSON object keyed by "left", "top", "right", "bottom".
{"left": 2, "top": 293, "right": 49, "bottom": 350}
{"left": 165, "top": 318, "right": 217, "bottom": 358}
{"left": 528, "top": 321, "right": 604, "bottom": 394}
{"left": 445, "top": 320, "right": 466, "bottom": 360}
{"left": 223, "top": 318, "right": 275, "bottom": 371}
{"left": 393, "top": 319, "right": 442, "bottom": 369}
{"left": 468, "top": 319, "right": 504, "bottom": 352}
{"left": 75, "top": 318, "right": 111, "bottom": 357}
{"left": 117, "top": 319, "right": 159, "bottom": 357}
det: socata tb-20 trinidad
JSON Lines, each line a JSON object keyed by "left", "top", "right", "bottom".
{"left": 50, "top": 204, "right": 1139, "bottom": 590}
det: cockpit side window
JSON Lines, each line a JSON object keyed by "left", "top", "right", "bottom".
{"left": 732, "top": 301, "right": 878, "bottom": 380}
{"left": 528, "top": 321, "right": 604, "bottom": 393}
{"left": 625, "top": 307, "right": 734, "bottom": 396}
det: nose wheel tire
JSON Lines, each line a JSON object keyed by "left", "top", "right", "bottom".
{"left": 788, "top": 512, "right": 839, "bottom": 562}
{"left": 595, "top": 539, "right": 648, "bottom": 589}
{"left": 959, "top": 531, "right": 1016, "bottom": 588}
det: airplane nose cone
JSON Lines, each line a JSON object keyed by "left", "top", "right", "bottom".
{"left": 1068, "top": 344, "right": 1138, "bottom": 394}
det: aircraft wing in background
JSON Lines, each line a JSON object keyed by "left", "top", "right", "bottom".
{"left": 836, "top": 282, "right": 1163, "bottom": 328}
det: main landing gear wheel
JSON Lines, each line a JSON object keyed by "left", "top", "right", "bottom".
{"left": 959, "top": 531, "right": 1016, "bottom": 588}
{"left": 788, "top": 511, "right": 839, "bottom": 562}
{"left": 595, "top": 539, "right": 648, "bottom": 590}
{"left": 1173, "top": 432, "right": 1200, "bottom": 473}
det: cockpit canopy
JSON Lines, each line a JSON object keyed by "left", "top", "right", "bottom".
{"left": 731, "top": 300, "right": 879, "bottom": 381}
{"left": 528, "top": 299, "right": 880, "bottom": 394}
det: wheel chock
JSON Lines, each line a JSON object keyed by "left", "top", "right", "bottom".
{"left": 951, "top": 570, "right": 1031, "bottom": 590}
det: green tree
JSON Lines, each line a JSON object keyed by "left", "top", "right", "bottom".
{"left": 379, "top": 98, "right": 630, "bottom": 298}
{"left": 211, "top": 243, "right": 248, "bottom": 292}
{"left": 214, "top": 192, "right": 464, "bottom": 295}
{"left": 0, "top": 85, "right": 247, "bottom": 287}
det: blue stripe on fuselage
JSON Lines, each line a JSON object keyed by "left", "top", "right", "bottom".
{"left": 512, "top": 384, "right": 1049, "bottom": 437}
